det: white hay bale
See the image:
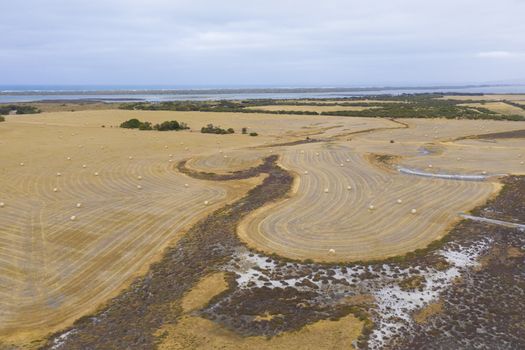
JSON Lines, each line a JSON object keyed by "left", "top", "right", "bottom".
{"left": 0, "top": 202, "right": 4, "bottom": 208}
{"left": 521, "top": 161, "right": 524, "bottom": 165}
{"left": 219, "top": 150, "right": 223, "bottom": 153}
{"left": 184, "top": 183, "right": 189, "bottom": 188}
{"left": 168, "top": 159, "right": 173, "bottom": 163}
{"left": 169, "top": 154, "right": 173, "bottom": 158}
{"left": 70, "top": 215, "right": 76, "bottom": 221}
{"left": 315, "top": 152, "right": 319, "bottom": 156}
{"left": 20, "top": 162, "right": 25, "bottom": 166}
{"left": 428, "top": 164, "right": 433, "bottom": 168}
{"left": 185, "top": 147, "right": 189, "bottom": 151}
{"left": 340, "top": 163, "right": 344, "bottom": 167}
{"left": 94, "top": 172, "right": 99, "bottom": 176}
{"left": 76, "top": 203, "right": 82, "bottom": 208}
{"left": 82, "top": 164, "right": 87, "bottom": 168}
{"left": 57, "top": 172, "right": 62, "bottom": 176}
{"left": 347, "top": 185, "right": 352, "bottom": 190}
{"left": 369, "top": 204, "right": 375, "bottom": 210}
{"left": 411, "top": 208, "right": 417, "bottom": 214}
{"left": 137, "top": 185, "right": 142, "bottom": 189}
{"left": 324, "top": 188, "right": 329, "bottom": 193}
{"left": 137, "top": 175, "right": 143, "bottom": 180}
{"left": 300, "top": 150, "right": 305, "bottom": 154}
{"left": 346, "top": 158, "right": 350, "bottom": 162}
{"left": 224, "top": 155, "right": 228, "bottom": 158}
{"left": 67, "top": 157, "right": 71, "bottom": 160}
{"left": 328, "top": 248, "right": 335, "bottom": 254}
{"left": 482, "top": 171, "right": 487, "bottom": 175}
{"left": 164, "top": 145, "right": 168, "bottom": 149}
{"left": 397, "top": 199, "right": 402, "bottom": 204}
{"left": 204, "top": 200, "right": 209, "bottom": 205}
{"left": 304, "top": 170, "right": 309, "bottom": 175}
{"left": 53, "top": 188, "right": 58, "bottom": 192}
{"left": 128, "top": 156, "right": 133, "bottom": 160}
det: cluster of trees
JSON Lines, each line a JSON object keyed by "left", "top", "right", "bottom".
{"left": 118, "top": 94, "right": 525, "bottom": 121}
{"left": 201, "top": 124, "right": 234, "bottom": 134}
{"left": 0, "top": 104, "right": 40, "bottom": 115}
{"left": 120, "top": 118, "right": 189, "bottom": 131}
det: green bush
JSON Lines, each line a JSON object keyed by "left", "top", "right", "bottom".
{"left": 120, "top": 118, "right": 142, "bottom": 129}
{"left": 138, "top": 122, "right": 153, "bottom": 130}
{"left": 120, "top": 118, "right": 188, "bottom": 131}
{"left": 0, "top": 116, "right": 5, "bottom": 122}
{"left": 201, "top": 124, "right": 234, "bottom": 134}
{"left": 0, "top": 104, "right": 40, "bottom": 115}
{"left": 249, "top": 132, "right": 258, "bottom": 136}
{"left": 242, "top": 127, "right": 248, "bottom": 134}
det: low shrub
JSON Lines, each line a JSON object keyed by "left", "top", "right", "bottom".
{"left": 201, "top": 124, "right": 234, "bottom": 134}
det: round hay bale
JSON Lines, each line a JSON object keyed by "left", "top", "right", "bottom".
{"left": 204, "top": 200, "right": 209, "bottom": 205}
{"left": 397, "top": 199, "right": 403, "bottom": 204}
{"left": 94, "top": 172, "right": 99, "bottom": 176}
{"left": 128, "top": 156, "right": 133, "bottom": 160}
{"left": 347, "top": 185, "right": 352, "bottom": 190}
{"left": 67, "top": 157, "right": 71, "bottom": 161}
{"left": 20, "top": 162, "right": 25, "bottom": 166}
{"left": 76, "top": 203, "right": 82, "bottom": 208}
{"left": 82, "top": 164, "right": 87, "bottom": 168}
{"left": 0, "top": 202, "right": 5, "bottom": 208}
{"left": 368, "top": 204, "right": 375, "bottom": 210}
{"left": 184, "top": 183, "right": 189, "bottom": 188}
{"left": 324, "top": 188, "right": 329, "bottom": 193}
{"left": 137, "top": 175, "right": 143, "bottom": 180}
{"left": 56, "top": 172, "right": 62, "bottom": 177}
{"left": 70, "top": 215, "right": 76, "bottom": 221}
{"left": 411, "top": 208, "right": 417, "bottom": 214}
{"left": 53, "top": 188, "right": 58, "bottom": 192}
{"left": 137, "top": 185, "right": 142, "bottom": 189}
{"left": 328, "top": 248, "right": 335, "bottom": 254}
{"left": 428, "top": 164, "right": 433, "bottom": 168}
{"left": 304, "top": 170, "right": 309, "bottom": 175}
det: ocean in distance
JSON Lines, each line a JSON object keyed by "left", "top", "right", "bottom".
{"left": 1, "top": 84, "right": 525, "bottom": 103}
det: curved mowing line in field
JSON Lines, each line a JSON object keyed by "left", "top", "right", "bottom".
{"left": 238, "top": 145, "right": 497, "bottom": 262}
{"left": 0, "top": 154, "right": 231, "bottom": 338}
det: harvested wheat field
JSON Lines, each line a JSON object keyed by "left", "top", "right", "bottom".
{"left": 1, "top": 103, "right": 525, "bottom": 349}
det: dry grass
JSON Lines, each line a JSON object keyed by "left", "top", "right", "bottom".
{"left": 181, "top": 272, "right": 229, "bottom": 313}
{"left": 1, "top": 103, "right": 524, "bottom": 345}
{"left": 156, "top": 314, "right": 363, "bottom": 350}
{"left": 238, "top": 145, "right": 499, "bottom": 261}
{"left": 459, "top": 102, "right": 525, "bottom": 116}
{"left": 246, "top": 105, "right": 374, "bottom": 112}
{"left": 413, "top": 301, "right": 443, "bottom": 324}
{"left": 441, "top": 94, "right": 525, "bottom": 101}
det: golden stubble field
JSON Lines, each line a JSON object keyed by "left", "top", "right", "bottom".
{"left": 0, "top": 107, "right": 524, "bottom": 346}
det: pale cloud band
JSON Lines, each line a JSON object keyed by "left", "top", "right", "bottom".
{"left": 0, "top": 0, "right": 524, "bottom": 85}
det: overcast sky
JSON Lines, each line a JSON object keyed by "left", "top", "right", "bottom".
{"left": 1, "top": 0, "right": 524, "bottom": 86}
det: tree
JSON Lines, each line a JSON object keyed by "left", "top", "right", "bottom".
{"left": 242, "top": 127, "right": 247, "bottom": 134}
{"left": 120, "top": 118, "right": 142, "bottom": 129}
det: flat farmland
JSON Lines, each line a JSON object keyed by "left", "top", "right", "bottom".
{"left": 238, "top": 145, "right": 499, "bottom": 261}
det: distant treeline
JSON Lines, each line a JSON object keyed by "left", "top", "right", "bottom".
{"left": 120, "top": 118, "right": 189, "bottom": 131}
{"left": 118, "top": 94, "right": 525, "bottom": 121}
{"left": 0, "top": 104, "right": 40, "bottom": 115}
